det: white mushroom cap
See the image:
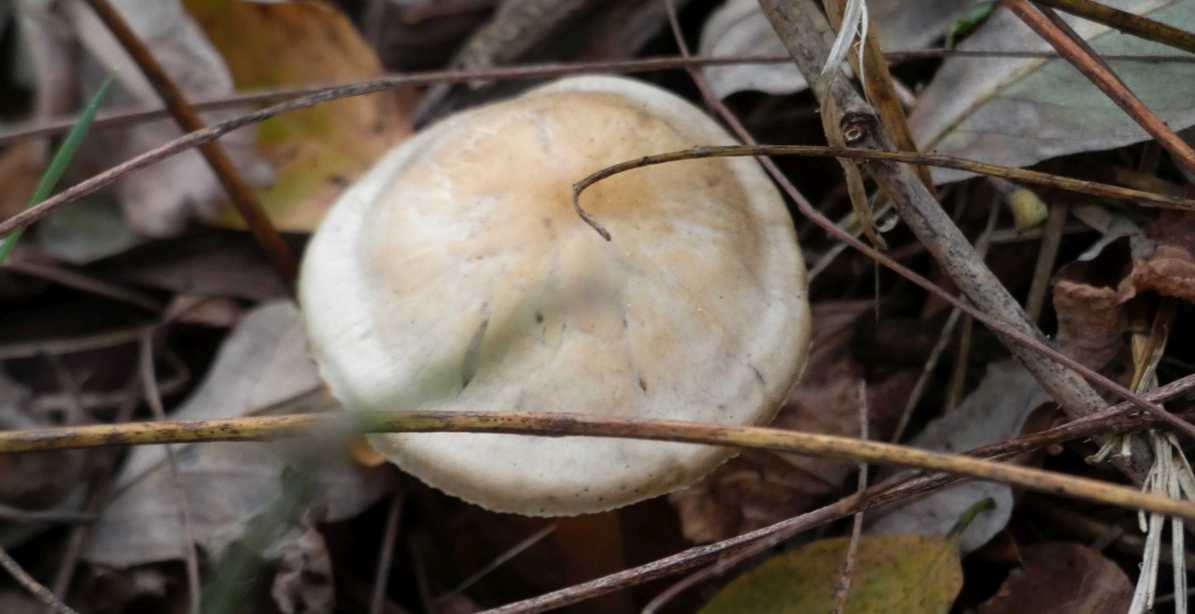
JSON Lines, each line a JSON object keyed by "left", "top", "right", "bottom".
{"left": 299, "top": 75, "right": 810, "bottom": 516}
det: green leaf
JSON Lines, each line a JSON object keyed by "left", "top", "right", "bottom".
{"left": 0, "top": 76, "right": 113, "bottom": 264}
{"left": 945, "top": 1, "right": 996, "bottom": 48}
{"left": 700, "top": 535, "right": 962, "bottom": 614}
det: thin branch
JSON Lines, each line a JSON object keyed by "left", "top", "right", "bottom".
{"left": 370, "top": 494, "right": 404, "bottom": 614}
{"left": 484, "top": 395, "right": 1186, "bottom": 613}
{"left": 0, "top": 545, "right": 80, "bottom": 614}
{"left": 484, "top": 372, "right": 1195, "bottom": 613}
{"left": 497, "top": 372, "right": 1195, "bottom": 611}
{"left": 1033, "top": 0, "right": 1195, "bottom": 55}
{"left": 486, "top": 497, "right": 852, "bottom": 613}
{"left": 0, "top": 409, "right": 1192, "bottom": 520}
{"left": 2, "top": 49, "right": 1192, "bottom": 146}
{"left": 755, "top": 0, "right": 1168, "bottom": 482}
{"left": 0, "top": 503, "right": 95, "bottom": 524}
{"left": 832, "top": 382, "right": 871, "bottom": 614}
{"left": 452, "top": 524, "right": 557, "bottom": 594}
{"left": 1025, "top": 201, "right": 1068, "bottom": 322}
{"left": 572, "top": 144, "right": 1195, "bottom": 214}
{"left": 3, "top": 259, "right": 162, "bottom": 312}
{"left": 1004, "top": 0, "right": 1195, "bottom": 178}
{"left": 5, "top": 45, "right": 1195, "bottom": 241}
{"left": 571, "top": 141, "right": 1194, "bottom": 437}
{"left": 138, "top": 331, "right": 201, "bottom": 614}
{"left": 82, "top": 0, "right": 297, "bottom": 285}
{"left": 47, "top": 375, "right": 141, "bottom": 605}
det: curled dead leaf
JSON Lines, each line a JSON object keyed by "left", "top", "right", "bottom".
{"left": 979, "top": 542, "right": 1131, "bottom": 614}
{"left": 1053, "top": 276, "right": 1123, "bottom": 371}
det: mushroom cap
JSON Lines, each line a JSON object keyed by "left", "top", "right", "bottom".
{"left": 299, "top": 76, "right": 810, "bottom": 516}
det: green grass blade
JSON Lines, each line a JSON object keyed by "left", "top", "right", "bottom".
{"left": 0, "top": 76, "right": 115, "bottom": 264}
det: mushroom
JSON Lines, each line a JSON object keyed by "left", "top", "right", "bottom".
{"left": 299, "top": 75, "right": 811, "bottom": 516}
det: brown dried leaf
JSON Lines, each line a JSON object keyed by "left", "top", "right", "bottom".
{"left": 0, "top": 143, "right": 45, "bottom": 220}
{"left": 1119, "top": 211, "right": 1195, "bottom": 303}
{"left": 670, "top": 302, "right": 915, "bottom": 542}
{"left": 1053, "top": 277, "right": 1123, "bottom": 371}
{"left": 979, "top": 542, "right": 1132, "bottom": 614}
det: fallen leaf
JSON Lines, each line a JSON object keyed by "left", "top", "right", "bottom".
{"left": 671, "top": 302, "right": 915, "bottom": 543}
{"left": 183, "top": 0, "right": 412, "bottom": 231}
{"left": 1119, "top": 210, "right": 1195, "bottom": 303}
{"left": 64, "top": 0, "right": 273, "bottom": 236}
{"left": 34, "top": 197, "right": 140, "bottom": 264}
{"left": 911, "top": 0, "right": 1195, "bottom": 184}
{"left": 867, "top": 361, "right": 1048, "bottom": 554}
{"left": 979, "top": 542, "right": 1132, "bottom": 614}
{"left": 698, "top": 0, "right": 976, "bottom": 98}
{"left": 0, "top": 143, "right": 46, "bottom": 220}
{"left": 72, "top": 566, "right": 172, "bottom": 614}
{"left": 1053, "top": 276, "right": 1123, "bottom": 371}
{"left": 700, "top": 534, "right": 962, "bottom": 613}
{"left": 0, "top": 368, "right": 89, "bottom": 509}
{"left": 84, "top": 301, "right": 394, "bottom": 567}
{"left": 91, "top": 230, "right": 293, "bottom": 301}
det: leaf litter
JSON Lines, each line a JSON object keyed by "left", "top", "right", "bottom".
{"left": 867, "top": 361, "right": 1049, "bottom": 554}
{"left": 5, "top": 0, "right": 1195, "bottom": 611}
{"left": 911, "top": 0, "right": 1195, "bottom": 184}
{"left": 700, "top": 534, "right": 963, "bottom": 614}
{"left": 83, "top": 302, "right": 394, "bottom": 568}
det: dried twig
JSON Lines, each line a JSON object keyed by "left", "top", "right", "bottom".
{"left": 138, "top": 331, "right": 201, "bottom": 614}
{"left": 452, "top": 524, "right": 557, "bottom": 595}
{"left": 573, "top": 145, "right": 1195, "bottom": 221}
{"left": 754, "top": 0, "right": 1173, "bottom": 477}
{"left": 0, "top": 545, "right": 80, "bottom": 614}
{"left": 46, "top": 375, "right": 141, "bottom": 603}
{"left": 3, "top": 260, "right": 162, "bottom": 312}
{"left": 831, "top": 382, "right": 871, "bottom": 614}
{"left": 483, "top": 372, "right": 1195, "bottom": 614}
{"left": 571, "top": 142, "right": 1193, "bottom": 437}
{"left": 0, "top": 503, "right": 95, "bottom": 524}
{"left": 2, "top": 49, "right": 1192, "bottom": 147}
{"left": 81, "top": 0, "right": 297, "bottom": 285}
{"left": 1033, "top": 0, "right": 1195, "bottom": 54}
{"left": 944, "top": 201, "right": 1001, "bottom": 410}
{"left": 370, "top": 494, "right": 404, "bottom": 614}
{"left": 1025, "top": 201, "right": 1068, "bottom": 322}
{"left": 0, "top": 409, "right": 1193, "bottom": 520}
